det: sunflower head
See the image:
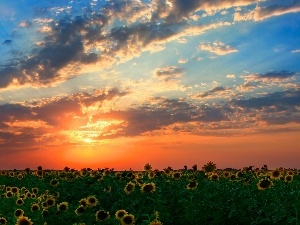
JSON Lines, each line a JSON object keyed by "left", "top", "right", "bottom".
{"left": 0, "top": 217, "right": 7, "bottom": 225}
{"left": 42, "top": 209, "right": 49, "bottom": 217}
{"left": 124, "top": 182, "right": 135, "bottom": 194}
{"left": 257, "top": 178, "right": 273, "bottom": 190}
{"left": 141, "top": 182, "right": 156, "bottom": 193}
{"left": 31, "top": 203, "right": 40, "bottom": 212}
{"left": 285, "top": 175, "right": 293, "bottom": 183}
{"left": 79, "top": 198, "right": 88, "bottom": 208}
{"left": 172, "top": 171, "right": 181, "bottom": 180}
{"left": 57, "top": 202, "right": 68, "bottom": 212}
{"left": 46, "top": 197, "right": 55, "bottom": 207}
{"left": 202, "top": 161, "right": 216, "bottom": 173}
{"left": 209, "top": 173, "right": 219, "bottom": 181}
{"left": 187, "top": 181, "right": 198, "bottom": 190}
{"left": 16, "top": 198, "right": 24, "bottom": 206}
{"left": 115, "top": 210, "right": 128, "bottom": 220}
{"left": 95, "top": 210, "right": 110, "bottom": 221}
{"left": 144, "top": 163, "right": 152, "bottom": 171}
{"left": 87, "top": 196, "right": 98, "bottom": 207}
{"left": 14, "top": 209, "right": 24, "bottom": 218}
{"left": 16, "top": 216, "right": 33, "bottom": 225}
{"left": 121, "top": 214, "right": 135, "bottom": 225}
{"left": 75, "top": 206, "right": 85, "bottom": 215}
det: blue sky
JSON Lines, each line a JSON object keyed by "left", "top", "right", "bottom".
{"left": 0, "top": 0, "right": 299, "bottom": 170}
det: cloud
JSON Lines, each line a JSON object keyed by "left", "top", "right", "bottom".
{"left": 291, "top": 49, "right": 300, "bottom": 53}
{"left": 226, "top": 74, "right": 235, "bottom": 79}
{"left": 194, "top": 86, "right": 232, "bottom": 98}
{"left": 18, "top": 21, "right": 33, "bottom": 28}
{"left": 253, "top": 2, "right": 300, "bottom": 21}
{"left": 242, "top": 70, "right": 296, "bottom": 82}
{"left": 154, "top": 66, "right": 184, "bottom": 82}
{"left": 198, "top": 41, "right": 238, "bottom": 55}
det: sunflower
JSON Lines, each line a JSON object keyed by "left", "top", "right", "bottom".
{"left": 42, "top": 209, "right": 48, "bottom": 217}
{"left": 223, "top": 171, "right": 231, "bottom": 179}
{"left": 148, "top": 171, "right": 155, "bottom": 179}
{"left": 285, "top": 175, "right": 293, "bottom": 183}
{"left": 6, "top": 191, "right": 13, "bottom": 198}
{"left": 163, "top": 168, "right": 172, "bottom": 176}
{"left": 172, "top": 171, "right": 181, "bottom": 180}
{"left": 150, "top": 220, "right": 163, "bottom": 225}
{"left": 53, "top": 192, "right": 60, "bottom": 198}
{"left": 16, "top": 198, "right": 24, "bottom": 206}
{"left": 79, "top": 198, "right": 88, "bottom": 209}
{"left": 269, "top": 169, "right": 282, "bottom": 180}
{"left": 144, "top": 163, "right": 152, "bottom": 171}
{"left": 0, "top": 217, "right": 7, "bottom": 225}
{"left": 124, "top": 182, "right": 135, "bottom": 195}
{"left": 41, "top": 201, "right": 48, "bottom": 209}
{"left": 11, "top": 187, "right": 19, "bottom": 194}
{"left": 25, "top": 192, "right": 32, "bottom": 198}
{"left": 46, "top": 197, "right": 55, "bottom": 207}
{"left": 187, "top": 181, "right": 198, "bottom": 190}
{"left": 235, "top": 170, "right": 244, "bottom": 179}
{"left": 32, "top": 188, "right": 39, "bottom": 194}
{"left": 14, "top": 209, "right": 24, "bottom": 218}
{"left": 31, "top": 203, "right": 40, "bottom": 212}
{"left": 187, "top": 174, "right": 196, "bottom": 181}
{"left": 209, "top": 173, "right": 219, "bottom": 181}
{"left": 17, "top": 174, "right": 23, "bottom": 180}
{"left": 121, "top": 214, "right": 135, "bottom": 225}
{"left": 141, "top": 182, "right": 156, "bottom": 193}
{"left": 50, "top": 179, "right": 59, "bottom": 187}
{"left": 115, "top": 210, "right": 128, "bottom": 220}
{"left": 16, "top": 216, "right": 33, "bottom": 225}
{"left": 75, "top": 206, "right": 85, "bottom": 216}
{"left": 95, "top": 210, "right": 110, "bottom": 221}
{"left": 57, "top": 202, "right": 68, "bottom": 212}
{"left": 202, "top": 161, "right": 216, "bottom": 173}
{"left": 257, "top": 178, "right": 273, "bottom": 190}
{"left": 87, "top": 196, "right": 98, "bottom": 207}
{"left": 35, "top": 170, "right": 44, "bottom": 178}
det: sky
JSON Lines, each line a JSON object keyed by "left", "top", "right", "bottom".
{"left": 0, "top": 0, "right": 300, "bottom": 171}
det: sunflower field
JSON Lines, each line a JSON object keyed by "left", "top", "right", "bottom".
{"left": 0, "top": 162, "right": 300, "bottom": 225}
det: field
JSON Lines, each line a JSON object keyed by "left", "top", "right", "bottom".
{"left": 0, "top": 162, "right": 300, "bottom": 225}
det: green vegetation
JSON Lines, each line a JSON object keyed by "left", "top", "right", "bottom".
{"left": 0, "top": 163, "right": 299, "bottom": 225}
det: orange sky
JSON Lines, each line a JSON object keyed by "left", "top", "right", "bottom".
{"left": 1, "top": 131, "right": 299, "bottom": 171}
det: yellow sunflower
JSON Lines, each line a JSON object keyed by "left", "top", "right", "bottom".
{"left": 79, "top": 198, "right": 88, "bottom": 209}
{"left": 0, "top": 217, "right": 7, "bottom": 225}
{"left": 202, "top": 161, "right": 216, "bottom": 173}
{"left": 284, "top": 175, "right": 293, "bottom": 183}
{"left": 150, "top": 220, "right": 163, "bottom": 225}
{"left": 42, "top": 209, "right": 49, "bottom": 217}
{"left": 209, "top": 173, "right": 219, "bottom": 181}
{"left": 124, "top": 182, "right": 135, "bottom": 195}
{"left": 14, "top": 209, "right": 24, "bottom": 218}
{"left": 257, "top": 178, "right": 273, "bottom": 190}
{"left": 141, "top": 182, "right": 156, "bottom": 193}
{"left": 16, "top": 198, "right": 24, "bottom": 206}
{"left": 269, "top": 169, "right": 282, "bottom": 180}
{"left": 172, "top": 171, "right": 181, "bottom": 180}
{"left": 121, "top": 214, "right": 135, "bottom": 225}
{"left": 50, "top": 179, "right": 59, "bottom": 187}
{"left": 31, "top": 203, "right": 40, "bottom": 212}
{"left": 16, "top": 216, "right": 33, "bottom": 225}
{"left": 95, "top": 210, "right": 110, "bottom": 221}
{"left": 187, "top": 181, "right": 198, "bottom": 190}
{"left": 46, "top": 197, "right": 56, "bottom": 207}
{"left": 57, "top": 202, "right": 68, "bottom": 212}
{"left": 144, "top": 163, "right": 152, "bottom": 171}
{"left": 75, "top": 206, "right": 85, "bottom": 216}
{"left": 87, "top": 196, "right": 98, "bottom": 207}
{"left": 115, "top": 210, "right": 128, "bottom": 220}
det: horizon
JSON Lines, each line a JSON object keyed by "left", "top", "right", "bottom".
{"left": 0, "top": 0, "right": 299, "bottom": 171}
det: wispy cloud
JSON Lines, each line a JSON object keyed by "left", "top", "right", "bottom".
{"left": 198, "top": 41, "right": 238, "bottom": 55}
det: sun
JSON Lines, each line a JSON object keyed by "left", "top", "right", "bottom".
{"left": 83, "top": 138, "right": 93, "bottom": 143}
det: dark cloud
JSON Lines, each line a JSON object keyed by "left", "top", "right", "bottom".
{"left": 2, "top": 40, "right": 12, "bottom": 45}
{"left": 231, "top": 90, "right": 300, "bottom": 109}
{"left": 258, "top": 70, "right": 296, "bottom": 79}
{"left": 195, "top": 86, "right": 230, "bottom": 98}
{"left": 91, "top": 98, "right": 231, "bottom": 139}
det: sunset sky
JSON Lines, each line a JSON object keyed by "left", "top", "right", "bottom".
{"left": 0, "top": 0, "right": 300, "bottom": 171}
